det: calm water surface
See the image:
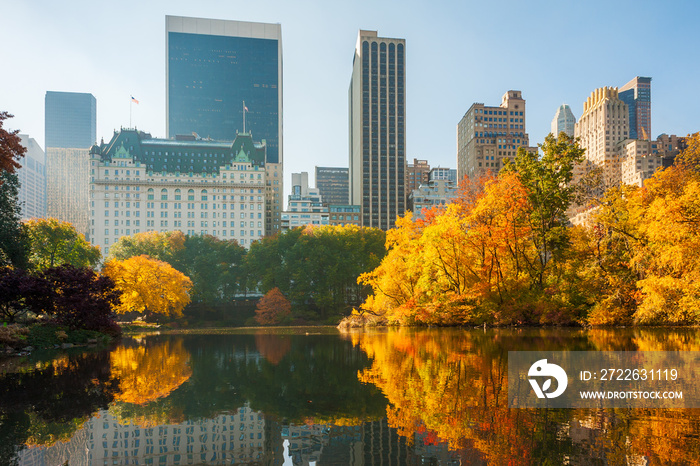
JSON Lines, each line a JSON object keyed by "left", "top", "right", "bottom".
{"left": 1, "top": 327, "right": 700, "bottom": 465}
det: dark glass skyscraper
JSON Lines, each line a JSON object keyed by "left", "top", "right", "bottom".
{"left": 619, "top": 76, "right": 651, "bottom": 140}
{"left": 45, "top": 91, "right": 96, "bottom": 149}
{"left": 349, "top": 30, "right": 405, "bottom": 230}
{"left": 315, "top": 166, "right": 349, "bottom": 206}
{"left": 166, "top": 16, "right": 283, "bottom": 165}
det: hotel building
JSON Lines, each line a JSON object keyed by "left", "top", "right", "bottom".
{"left": 89, "top": 129, "right": 268, "bottom": 255}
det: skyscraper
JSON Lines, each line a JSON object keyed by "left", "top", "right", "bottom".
{"left": 166, "top": 16, "right": 282, "bottom": 163}
{"left": 619, "top": 76, "right": 651, "bottom": 140}
{"left": 551, "top": 104, "right": 576, "bottom": 138}
{"left": 349, "top": 30, "right": 406, "bottom": 230}
{"left": 574, "top": 86, "right": 629, "bottom": 185}
{"left": 17, "top": 134, "right": 46, "bottom": 220}
{"left": 457, "top": 91, "right": 531, "bottom": 181}
{"left": 166, "top": 16, "right": 283, "bottom": 235}
{"left": 45, "top": 91, "right": 96, "bottom": 237}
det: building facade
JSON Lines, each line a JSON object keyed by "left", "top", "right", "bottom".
{"left": 429, "top": 167, "right": 457, "bottom": 184}
{"left": 45, "top": 91, "right": 96, "bottom": 237}
{"left": 551, "top": 104, "right": 576, "bottom": 138}
{"left": 328, "top": 204, "right": 361, "bottom": 226}
{"left": 457, "top": 90, "right": 531, "bottom": 181}
{"left": 620, "top": 134, "right": 685, "bottom": 186}
{"left": 574, "top": 87, "right": 629, "bottom": 187}
{"left": 349, "top": 30, "right": 406, "bottom": 230}
{"left": 89, "top": 129, "right": 268, "bottom": 255}
{"left": 405, "top": 158, "right": 430, "bottom": 204}
{"left": 619, "top": 76, "right": 651, "bottom": 140}
{"left": 166, "top": 16, "right": 282, "bottom": 164}
{"left": 315, "top": 166, "right": 349, "bottom": 206}
{"left": 408, "top": 167, "right": 458, "bottom": 219}
{"left": 17, "top": 134, "right": 46, "bottom": 220}
{"left": 280, "top": 172, "right": 329, "bottom": 230}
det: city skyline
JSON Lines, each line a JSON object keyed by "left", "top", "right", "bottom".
{"left": 3, "top": 0, "right": 700, "bottom": 202}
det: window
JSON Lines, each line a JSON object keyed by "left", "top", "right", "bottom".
{"left": 147, "top": 188, "right": 154, "bottom": 200}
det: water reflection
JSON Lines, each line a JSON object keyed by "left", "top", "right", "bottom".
{"left": 2, "top": 328, "right": 700, "bottom": 465}
{"left": 349, "top": 328, "right": 700, "bottom": 464}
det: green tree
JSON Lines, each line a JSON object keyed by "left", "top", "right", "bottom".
{"left": 0, "top": 171, "right": 29, "bottom": 267}
{"left": 25, "top": 218, "right": 101, "bottom": 270}
{"left": 0, "top": 112, "right": 29, "bottom": 267}
{"left": 246, "top": 225, "right": 386, "bottom": 320}
{"left": 502, "top": 132, "right": 586, "bottom": 288}
{"left": 108, "top": 230, "right": 185, "bottom": 263}
{"left": 174, "top": 235, "right": 247, "bottom": 303}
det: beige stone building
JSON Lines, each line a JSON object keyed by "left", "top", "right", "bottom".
{"left": 570, "top": 86, "right": 684, "bottom": 225}
{"left": 457, "top": 90, "right": 532, "bottom": 180}
{"left": 89, "top": 129, "right": 269, "bottom": 256}
{"left": 574, "top": 87, "right": 629, "bottom": 187}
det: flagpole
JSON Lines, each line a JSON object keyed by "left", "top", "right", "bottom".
{"left": 130, "top": 98, "right": 132, "bottom": 128}
{"left": 243, "top": 100, "right": 246, "bottom": 133}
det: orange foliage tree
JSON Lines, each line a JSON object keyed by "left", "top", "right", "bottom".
{"left": 103, "top": 255, "right": 192, "bottom": 320}
{"left": 254, "top": 287, "right": 291, "bottom": 325}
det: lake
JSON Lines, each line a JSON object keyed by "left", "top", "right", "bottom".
{"left": 2, "top": 327, "right": 700, "bottom": 465}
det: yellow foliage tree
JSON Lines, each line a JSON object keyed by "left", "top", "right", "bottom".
{"left": 631, "top": 165, "right": 700, "bottom": 323}
{"left": 359, "top": 172, "right": 537, "bottom": 325}
{"left": 103, "top": 255, "right": 192, "bottom": 320}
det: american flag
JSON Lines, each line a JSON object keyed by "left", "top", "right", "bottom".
{"left": 131, "top": 96, "right": 139, "bottom": 104}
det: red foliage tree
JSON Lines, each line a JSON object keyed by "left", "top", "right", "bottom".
{"left": 0, "top": 112, "right": 26, "bottom": 178}
{"left": 254, "top": 287, "right": 291, "bottom": 325}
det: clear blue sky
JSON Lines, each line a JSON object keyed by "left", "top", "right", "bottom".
{"left": 2, "top": 0, "right": 699, "bottom": 200}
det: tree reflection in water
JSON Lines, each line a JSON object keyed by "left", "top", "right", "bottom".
{"left": 348, "top": 328, "right": 700, "bottom": 465}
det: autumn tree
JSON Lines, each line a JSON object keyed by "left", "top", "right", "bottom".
{"left": 254, "top": 287, "right": 291, "bottom": 325}
{"left": 0, "top": 111, "right": 26, "bottom": 178}
{"left": 32, "top": 265, "right": 121, "bottom": 333}
{"left": 0, "top": 267, "right": 41, "bottom": 322}
{"left": 25, "top": 218, "right": 101, "bottom": 270}
{"left": 674, "top": 132, "right": 700, "bottom": 172}
{"left": 108, "top": 230, "right": 185, "bottom": 263}
{"left": 502, "top": 133, "right": 585, "bottom": 288}
{"left": 103, "top": 255, "right": 192, "bottom": 320}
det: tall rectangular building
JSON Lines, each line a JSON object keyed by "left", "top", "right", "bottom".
{"left": 45, "top": 91, "right": 96, "bottom": 237}
{"left": 349, "top": 30, "right": 406, "bottom": 230}
{"left": 166, "top": 16, "right": 282, "bottom": 164}
{"left": 315, "top": 166, "right": 349, "bottom": 206}
{"left": 457, "top": 90, "right": 531, "bottom": 181}
{"left": 619, "top": 76, "right": 651, "bottom": 140}
{"left": 17, "top": 134, "right": 46, "bottom": 220}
